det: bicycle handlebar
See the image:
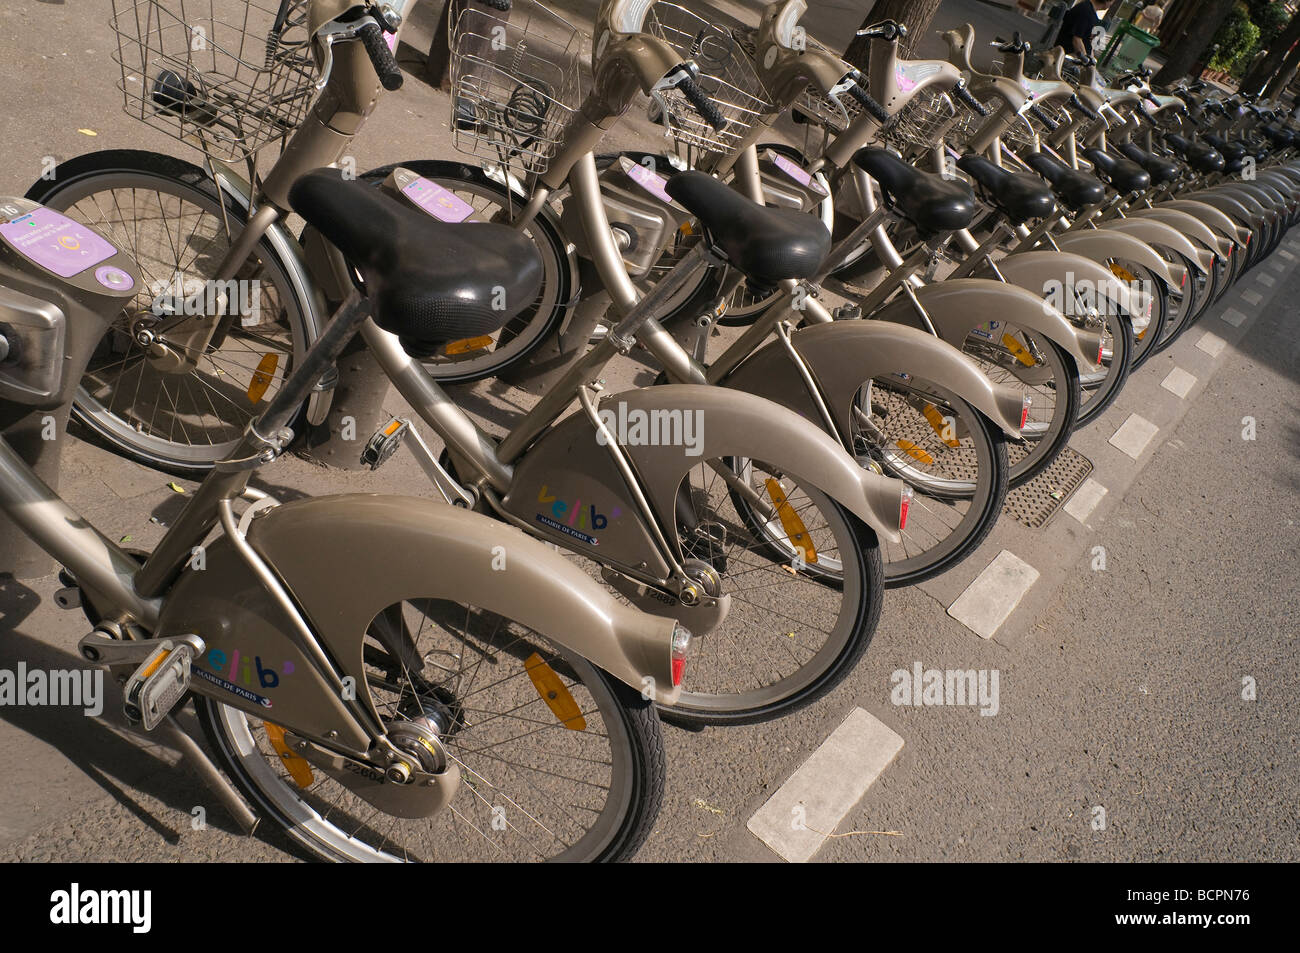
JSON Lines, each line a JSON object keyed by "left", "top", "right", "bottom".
{"left": 1028, "top": 103, "right": 1058, "bottom": 131}
{"left": 677, "top": 74, "right": 728, "bottom": 132}
{"left": 953, "top": 82, "right": 989, "bottom": 116}
{"left": 359, "top": 21, "right": 403, "bottom": 91}
{"left": 856, "top": 20, "right": 907, "bottom": 42}
{"left": 1066, "top": 94, "right": 1098, "bottom": 120}
{"left": 848, "top": 75, "right": 891, "bottom": 124}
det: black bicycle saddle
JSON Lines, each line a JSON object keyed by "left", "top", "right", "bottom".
{"left": 289, "top": 168, "right": 543, "bottom": 347}
{"left": 852, "top": 148, "right": 978, "bottom": 235}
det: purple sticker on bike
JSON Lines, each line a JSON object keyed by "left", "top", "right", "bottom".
{"left": 626, "top": 161, "right": 674, "bottom": 205}
{"left": 0, "top": 208, "right": 117, "bottom": 278}
{"left": 771, "top": 153, "right": 828, "bottom": 196}
{"left": 402, "top": 177, "right": 476, "bottom": 223}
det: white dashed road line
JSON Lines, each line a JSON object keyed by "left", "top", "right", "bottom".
{"left": 1220, "top": 308, "right": 1247, "bottom": 328}
{"left": 1109, "top": 413, "right": 1160, "bottom": 459}
{"left": 947, "top": 550, "right": 1040, "bottom": 640}
{"left": 1280, "top": 249, "right": 1296, "bottom": 261}
{"left": 1196, "top": 331, "right": 1227, "bottom": 357}
{"left": 1161, "top": 367, "right": 1198, "bottom": 398}
{"left": 747, "top": 708, "right": 904, "bottom": 863}
{"left": 1258, "top": 273, "right": 1276, "bottom": 287}
{"left": 1241, "top": 290, "right": 1263, "bottom": 306}
{"left": 1270, "top": 259, "right": 1287, "bottom": 271}
{"left": 1064, "top": 478, "right": 1108, "bottom": 524}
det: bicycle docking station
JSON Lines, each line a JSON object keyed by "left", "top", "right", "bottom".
{"left": 0, "top": 198, "right": 141, "bottom": 579}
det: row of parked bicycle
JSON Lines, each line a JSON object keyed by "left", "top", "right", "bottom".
{"left": 0, "top": 0, "right": 1294, "bottom": 862}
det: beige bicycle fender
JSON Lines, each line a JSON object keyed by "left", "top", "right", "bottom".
{"left": 1128, "top": 208, "right": 1228, "bottom": 260}
{"left": 1159, "top": 200, "right": 1251, "bottom": 249}
{"left": 1101, "top": 218, "right": 1213, "bottom": 276}
{"left": 876, "top": 278, "right": 1102, "bottom": 374}
{"left": 721, "top": 319, "right": 1027, "bottom": 439}
{"left": 994, "top": 250, "right": 1150, "bottom": 334}
{"left": 1052, "top": 228, "right": 1176, "bottom": 289}
{"left": 615, "top": 385, "right": 907, "bottom": 543}
{"left": 158, "top": 496, "right": 684, "bottom": 753}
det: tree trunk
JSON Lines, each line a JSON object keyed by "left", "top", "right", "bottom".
{"left": 844, "top": 0, "right": 944, "bottom": 70}
{"left": 425, "top": 0, "right": 462, "bottom": 89}
{"left": 1239, "top": 13, "right": 1300, "bottom": 96}
{"left": 1152, "top": 0, "right": 1236, "bottom": 85}
{"left": 1264, "top": 39, "right": 1300, "bottom": 98}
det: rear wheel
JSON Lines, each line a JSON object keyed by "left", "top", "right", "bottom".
{"left": 197, "top": 599, "right": 663, "bottom": 862}
{"left": 1075, "top": 309, "right": 1134, "bottom": 429}
{"left": 660, "top": 462, "right": 883, "bottom": 727}
{"left": 961, "top": 329, "right": 1080, "bottom": 487}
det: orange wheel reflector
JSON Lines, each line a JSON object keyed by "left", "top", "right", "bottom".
{"left": 246, "top": 353, "right": 279, "bottom": 404}
{"left": 265, "top": 723, "right": 315, "bottom": 789}
{"left": 896, "top": 439, "right": 935, "bottom": 466}
{"left": 922, "top": 403, "right": 962, "bottom": 448}
{"left": 765, "top": 478, "right": 819, "bottom": 564}
{"left": 445, "top": 335, "right": 494, "bottom": 356}
{"left": 1109, "top": 263, "right": 1137, "bottom": 283}
{"left": 525, "top": 653, "right": 587, "bottom": 730}
{"left": 1001, "top": 334, "right": 1037, "bottom": 368}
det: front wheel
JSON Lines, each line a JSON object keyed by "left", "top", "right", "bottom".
{"left": 27, "top": 150, "right": 313, "bottom": 473}
{"left": 197, "top": 599, "right": 664, "bottom": 862}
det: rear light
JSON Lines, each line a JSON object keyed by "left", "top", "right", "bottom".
{"left": 899, "top": 485, "right": 913, "bottom": 532}
{"left": 1020, "top": 395, "right": 1032, "bottom": 430}
{"left": 670, "top": 624, "right": 691, "bottom": 687}
{"left": 1098, "top": 336, "right": 1106, "bottom": 365}
{"left": 1181, "top": 269, "right": 1187, "bottom": 288}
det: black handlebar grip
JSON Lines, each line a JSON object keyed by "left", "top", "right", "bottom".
{"left": 848, "top": 78, "right": 891, "bottom": 124}
{"left": 954, "top": 83, "right": 989, "bottom": 117}
{"left": 359, "top": 21, "right": 403, "bottom": 92}
{"left": 678, "top": 75, "right": 728, "bottom": 133}
{"left": 1028, "top": 104, "right": 1059, "bottom": 131}
{"left": 1067, "top": 94, "right": 1099, "bottom": 120}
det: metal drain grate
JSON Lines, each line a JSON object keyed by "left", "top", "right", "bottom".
{"left": 1003, "top": 446, "right": 1095, "bottom": 528}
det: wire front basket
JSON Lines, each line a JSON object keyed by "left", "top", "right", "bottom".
{"left": 874, "top": 87, "right": 965, "bottom": 155}
{"left": 111, "top": 0, "right": 318, "bottom": 162}
{"left": 450, "top": 0, "right": 586, "bottom": 176}
{"left": 644, "top": 3, "right": 775, "bottom": 156}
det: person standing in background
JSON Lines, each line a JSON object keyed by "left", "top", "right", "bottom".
{"left": 1055, "top": 0, "right": 1117, "bottom": 56}
{"left": 1135, "top": 1, "right": 1165, "bottom": 34}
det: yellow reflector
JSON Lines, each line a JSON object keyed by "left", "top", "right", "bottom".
{"left": 1110, "top": 263, "right": 1137, "bottom": 283}
{"left": 679, "top": 221, "right": 694, "bottom": 236}
{"left": 445, "top": 335, "right": 493, "bottom": 356}
{"left": 1001, "top": 333, "right": 1037, "bottom": 368}
{"left": 922, "top": 403, "right": 961, "bottom": 448}
{"left": 265, "top": 723, "right": 315, "bottom": 789}
{"left": 896, "top": 439, "right": 935, "bottom": 465}
{"left": 139, "top": 648, "right": 171, "bottom": 680}
{"left": 1136, "top": 326, "right": 1148, "bottom": 341}
{"left": 525, "top": 653, "right": 586, "bottom": 730}
{"left": 765, "top": 478, "right": 819, "bottom": 564}
{"left": 383, "top": 419, "right": 403, "bottom": 437}
{"left": 247, "top": 353, "right": 279, "bottom": 404}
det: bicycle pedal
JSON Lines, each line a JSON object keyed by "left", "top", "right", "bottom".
{"left": 361, "top": 417, "right": 410, "bottom": 470}
{"left": 832, "top": 303, "right": 863, "bottom": 321}
{"left": 123, "top": 640, "right": 194, "bottom": 731}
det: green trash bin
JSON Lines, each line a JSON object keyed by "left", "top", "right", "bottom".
{"left": 1100, "top": 21, "right": 1160, "bottom": 78}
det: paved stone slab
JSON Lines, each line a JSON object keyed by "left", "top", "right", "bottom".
{"left": 1064, "top": 478, "right": 1109, "bottom": 524}
{"left": 1196, "top": 332, "right": 1227, "bottom": 357}
{"left": 747, "top": 708, "right": 904, "bottom": 863}
{"left": 1109, "top": 414, "right": 1159, "bottom": 460}
{"left": 1161, "top": 367, "right": 1198, "bottom": 399}
{"left": 947, "top": 550, "right": 1040, "bottom": 640}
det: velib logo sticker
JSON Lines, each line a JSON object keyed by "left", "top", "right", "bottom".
{"left": 192, "top": 647, "right": 295, "bottom": 709}
{"left": 535, "top": 485, "right": 621, "bottom": 547}
{"left": 50, "top": 884, "right": 151, "bottom": 933}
